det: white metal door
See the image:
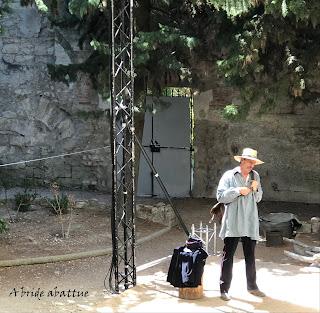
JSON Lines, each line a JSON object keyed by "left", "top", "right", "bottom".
{"left": 137, "top": 95, "right": 191, "bottom": 197}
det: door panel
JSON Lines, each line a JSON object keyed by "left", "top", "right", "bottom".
{"left": 153, "top": 97, "right": 190, "bottom": 147}
{"left": 137, "top": 96, "right": 191, "bottom": 197}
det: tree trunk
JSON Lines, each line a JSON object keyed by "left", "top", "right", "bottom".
{"left": 179, "top": 277, "right": 204, "bottom": 300}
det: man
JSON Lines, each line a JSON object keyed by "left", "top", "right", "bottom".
{"left": 216, "top": 147, "right": 266, "bottom": 301}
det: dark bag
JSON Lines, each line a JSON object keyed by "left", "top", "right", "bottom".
{"left": 209, "top": 202, "right": 224, "bottom": 224}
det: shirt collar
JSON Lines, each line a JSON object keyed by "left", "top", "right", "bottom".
{"left": 232, "top": 166, "right": 241, "bottom": 175}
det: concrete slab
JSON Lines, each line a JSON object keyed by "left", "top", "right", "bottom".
{"left": 87, "top": 256, "right": 320, "bottom": 313}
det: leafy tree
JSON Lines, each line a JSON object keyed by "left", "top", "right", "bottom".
{"left": 46, "top": 0, "right": 210, "bottom": 105}
{"left": 16, "top": 0, "right": 320, "bottom": 118}
{"left": 211, "top": 0, "right": 320, "bottom": 118}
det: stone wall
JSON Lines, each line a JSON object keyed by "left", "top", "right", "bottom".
{"left": 1, "top": 3, "right": 319, "bottom": 203}
{"left": 0, "top": 2, "right": 111, "bottom": 191}
{"left": 192, "top": 82, "right": 320, "bottom": 204}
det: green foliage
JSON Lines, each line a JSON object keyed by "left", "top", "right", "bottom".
{"left": 34, "top": 0, "right": 48, "bottom": 12}
{"left": 213, "top": 0, "right": 320, "bottom": 117}
{"left": 90, "top": 39, "right": 110, "bottom": 55}
{"left": 47, "top": 51, "right": 109, "bottom": 96}
{"left": 68, "top": 0, "right": 104, "bottom": 18}
{"left": 47, "top": 193, "right": 70, "bottom": 214}
{"left": 20, "top": 0, "right": 48, "bottom": 12}
{"left": 14, "top": 191, "right": 37, "bottom": 212}
{"left": 0, "top": 169, "right": 15, "bottom": 193}
{"left": 42, "top": 1, "right": 205, "bottom": 102}
{"left": 76, "top": 109, "right": 106, "bottom": 120}
{"left": 209, "top": 0, "right": 256, "bottom": 17}
{"left": 13, "top": 177, "right": 37, "bottom": 212}
{"left": 134, "top": 23, "right": 198, "bottom": 95}
{"left": 0, "top": 218, "right": 8, "bottom": 233}
{"left": 222, "top": 101, "right": 251, "bottom": 120}
{"left": 265, "top": 0, "right": 320, "bottom": 26}
{"left": 46, "top": 181, "right": 74, "bottom": 215}
{"left": 223, "top": 103, "right": 239, "bottom": 120}
{"left": 47, "top": 64, "right": 78, "bottom": 85}
{"left": 0, "top": 0, "right": 11, "bottom": 34}
{"left": 23, "top": 0, "right": 320, "bottom": 118}
{"left": 46, "top": 182, "right": 76, "bottom": 238}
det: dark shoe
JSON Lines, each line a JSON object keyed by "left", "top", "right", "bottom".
{"left": 220, "top": 292, "right": 231, "bottom": 301}
{"left": 248, "top": 289, "right": 266, "bottom": 297}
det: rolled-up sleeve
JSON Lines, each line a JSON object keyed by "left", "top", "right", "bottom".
{"left": 216, "top": 171, "right": 241, "bottom": 204}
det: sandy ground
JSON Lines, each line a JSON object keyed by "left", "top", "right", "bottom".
{"left": 0, "top": 196, "right": 319, "bottom": 313}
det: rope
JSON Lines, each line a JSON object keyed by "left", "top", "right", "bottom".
{"left": 0, "top": 146, "right": 110, "bottom": 168}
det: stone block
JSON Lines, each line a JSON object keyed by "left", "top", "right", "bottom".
{"left": 136, "top": 203, "right": 177, "bottom": 227}
{"left": 9, "top": 134, "right": 28, "bottom": 146}
{"left": 14, "top": 89, "right": 32, "bottom": 96}
{"left": 2, "top": 43, "right": 19, "bottom": 54}
{"left": 74, "top": 201, "right": 88, "bottom": 209}
{"left": 2, "top": 54, "right": 16, "bottom": 64}
{"left": 17, "top": 7, "right": 41, "bottom": 38}
{"left": 155, "top": 202, "right": 166, "bottom": 207}
{"left": 15, "top": 54, "right": 34, "bottom": 64}
{"left": 20, "top": 44, "right": 34, "bottom": 55}
{"left": 0, "top": 135, "right": 9, "bottom": 145}
{"left": 88, "top": 199, "right": 106, "bottom": 209}
{"left": 34, "top": 44, "right": 49, "bottom": 56}
{"left": 54, "top": 42, "right": 72, "bottom": 65}
{"left": 36, "top": 56, "right": 54, "bottom": 64}
{"left": 311, "top": 217, "right": 320, "bottom": 233}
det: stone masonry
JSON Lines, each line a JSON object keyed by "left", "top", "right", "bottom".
{"left": 0, "top": 3, "right": 319, "bottom": 204}
{"left": 0, "top": 1, "right": 111, "bottom": 191}
{"left": 192, "top": 83, "right": 320, "bottom": 204}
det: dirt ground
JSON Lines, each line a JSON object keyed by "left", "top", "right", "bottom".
{"left": 0, "top": 197, "right": 163, "bottom": 260}
{"left": 0, "top": 195, "right": 319, "bottom": 313}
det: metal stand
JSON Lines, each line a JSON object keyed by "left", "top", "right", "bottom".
{"left": 110, "top": 0, "right": 135, "bottom": 293}
{"left": 191, "top": 222, "right": 217, "bottom": 255}
{"left": 135, "top": 135, "right": 190, "bottom": 237}
{"left": 109, "top": 0, "right": 190, "bottom": 293}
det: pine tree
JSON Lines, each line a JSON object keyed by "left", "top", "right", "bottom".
{"left": 17, "top": 0, "right": 320, "bottom": 117}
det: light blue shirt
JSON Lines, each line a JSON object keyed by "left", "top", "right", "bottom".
{"left": 217, "top": 166, "right": 263, "bottom": 240}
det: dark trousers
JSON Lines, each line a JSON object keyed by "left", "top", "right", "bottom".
{"left": 220, "top": 236, "right": 258, "bottom": 293}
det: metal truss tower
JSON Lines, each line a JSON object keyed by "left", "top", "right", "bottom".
{"left": 110, "top": 0, "right": 136, "bottom": 292}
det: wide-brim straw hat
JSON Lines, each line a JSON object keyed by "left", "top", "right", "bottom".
{"left": 234, "top": 148, "right": 264, "bottom": 165}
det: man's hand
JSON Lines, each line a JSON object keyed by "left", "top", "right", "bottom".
{"left": 251, "top": 180, "right": 259, "bottom": 192}
{"left": 239, "top": 187, "right": 251, "bottom": 196}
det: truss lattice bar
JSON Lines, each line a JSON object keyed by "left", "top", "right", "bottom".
{"left": 110, "top": 0, "right": 136, "bottom": 293}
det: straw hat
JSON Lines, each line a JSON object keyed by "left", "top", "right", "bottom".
{"left": 234, "top": 148, "right": 264, "bottom": 165}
